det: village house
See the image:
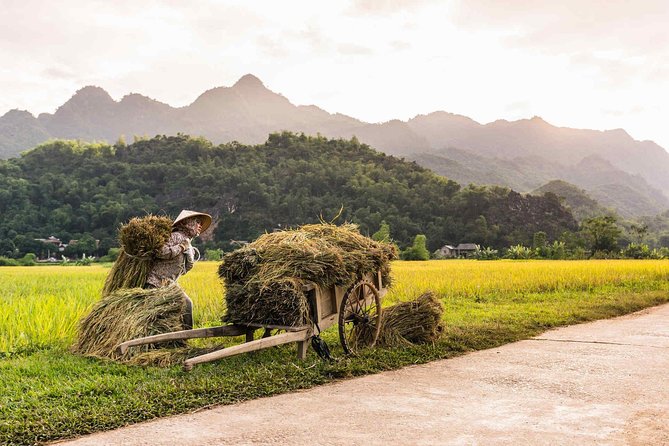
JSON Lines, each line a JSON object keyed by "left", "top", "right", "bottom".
{"left": 34, "top": 236, "right": 67, "bottom": 258}
{"left": 455, "top": 243, "right": 479, "bottom": 258}
{"left": 433, "top": 245, "right": 456, "bottom": 259}
{"left": 434, "top": 243, "right": 480, "bottom": 258}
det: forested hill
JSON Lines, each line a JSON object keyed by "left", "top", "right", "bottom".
{"left": 0, "top": 133, "right": 577, "bottom": 255}
{"left": 532, "top": 180, "right": 613, "bottom": 221}
{"left": 3, "top": 75, "right": 668, "bottom": 210}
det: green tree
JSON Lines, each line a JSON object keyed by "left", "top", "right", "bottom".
{"left": 13, "top": 235, "right": 47, "bottom": 258}
{"left": 18, "top": 253, "right": 37, "bottom": 266}
{"left": 582, "top": 216, "right": 621, "bottom": 253}
{"left": 559, "top": 230, "right": 586, "bottom": 252}
{"left": 372, "top": 220, "right": 391, "bottom": 243}
{"left": 64, "top": 234, "right": 97, "bottom": 258}
{"left": 466, "top": 215, "right": 490, "bottom": 245}
{"left": 630, "top": 223, "right": 649, "bottom": 244}
{"left": 505, "top": 244, "right": 534, "bottom": 259}
{"left": 532, "top": 231, "right": 548, "bottom": 257}
{"left": 622, "top": 243, "right": 651, "bottom": 259}
{"left": 659, "top": 233, "right": 669, "bottom": 248}
{"left": 0, "top": 239, "right": 17, "bottom": 258}
{"left": 401, "top": 234, "right": 430, "bottom": 260}
{"left": 472, "top": 246, "right": 498, "bottom": 260}
{"left": 547, "top": 241, "right": 567, "bottom": 260}
{"left": 100, "top": 247, "right": 120, "bottom": 262}
{"left": 205, "top": 249, "right": 223, "bottom": 261}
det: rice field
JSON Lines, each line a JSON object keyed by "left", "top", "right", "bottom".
{"left": 2, "top": 259, "right": 668, "bottom": 355}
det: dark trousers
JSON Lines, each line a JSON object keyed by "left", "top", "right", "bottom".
{"left": 183, "top": 295, "right": 193, "bottom": 330}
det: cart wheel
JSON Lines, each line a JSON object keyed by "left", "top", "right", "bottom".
{"left": 338, "top": 280, "right": 382, "bottom": 354}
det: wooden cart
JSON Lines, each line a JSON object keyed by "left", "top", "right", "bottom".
{"left": 116, "top": 271, "right": 387, "bottom": 370}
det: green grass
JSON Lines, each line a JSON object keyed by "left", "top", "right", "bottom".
{"left": 1, "top": 260, "right": 668, "bottom": 445}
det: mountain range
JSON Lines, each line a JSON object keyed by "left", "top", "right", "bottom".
{"left": 1, "top": 73, "right": 667, "bottom": 218}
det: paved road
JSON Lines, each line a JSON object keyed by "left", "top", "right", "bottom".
{"left": 57, "top": 303, "right": 669, "bottom": 445}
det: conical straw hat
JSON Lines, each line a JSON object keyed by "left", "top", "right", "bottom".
{"left": 173, "top": 210, "right": 212, "bottom": 232}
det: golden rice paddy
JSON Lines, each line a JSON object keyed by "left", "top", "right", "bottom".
{"left": 2, "top": 259, "right": 668, "bottom": 354}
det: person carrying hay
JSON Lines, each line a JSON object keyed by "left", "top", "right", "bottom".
{"left": 145, "top": 210, "right": 212, "bottom": 330}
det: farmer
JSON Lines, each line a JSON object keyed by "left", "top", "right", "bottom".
{"left": 145, "top": 210, "right": 212, "bottom": 330}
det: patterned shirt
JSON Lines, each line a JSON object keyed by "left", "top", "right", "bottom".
{"left": 145, "top": 231, "right": 194, "bottom": 288}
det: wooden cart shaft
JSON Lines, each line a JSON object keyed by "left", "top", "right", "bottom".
{"left": 182, "top": 329, "right": 311, "bottom": 371}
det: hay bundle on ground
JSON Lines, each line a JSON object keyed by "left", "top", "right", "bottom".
{"left": 73, "top": 283, "right": 187, "bottom": 359}
{"left": 102, "top": 215, "right": 172, "bottom": 295}
{"left": 376, "top": 291, "right": 444, "bottom": 346}
{"left": 219, "top": 223, "right": 397, "bottom": 327}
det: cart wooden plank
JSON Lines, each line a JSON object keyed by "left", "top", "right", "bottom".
{"left": 183, "top": 329, "right": 311, "bottom": 370}
{"left": 115, "top": 325, "right": 247, "bottom": 355}
{"left": 240, "top": 322, "right": 311, "bottom": 332}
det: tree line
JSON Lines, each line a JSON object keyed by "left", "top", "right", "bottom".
{"left": 1, "top": 132, "right": 582, "bottom": 260}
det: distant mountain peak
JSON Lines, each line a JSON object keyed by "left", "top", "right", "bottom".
{"left": 2, "top": 109, "right": 35, "bottom": 120}
{"left": 411, "top": 111, "right": 481, "bottom": 125}
{"left": 233, "top": 74, "right": 265, "bottom": 89}
{"left": 491, "top": 115, "right": 549, "bottom": 126}
{"left": 537, "top": 179, "right": 585, "bottom": 192}
{"left": 527, "top": 116, "right": 554, "bottom": 129}
{"left": 57, "top": 86, "right": 115, "bottom": 113}
{"left": 516, "top": 115, "right": 550, "bottom": 126}
{"left": 72, "top": 85, "right": 113, "bottom": 101}
{"left": 119, "top": 93, "right": 164, "bottom": 105}
{"left": 120, "top": 92, "right": 148, "bottom": 101}
{"left": 605, "top": 128, "right": 631, "bottom": 138}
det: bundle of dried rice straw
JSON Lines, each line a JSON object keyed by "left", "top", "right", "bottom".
{"left": 219, "top": 223, "right": 397, "bottom": 327}
{"left": 324, "top": 291, "right": 444, "bottom": 350}
{"left": 102, "top": 215, "right": 172, "bottom": 295}
{"left": 376, "top": 291, "right": 444, "bottom": 346}
{"left": 73, "top": 283, "right": 187, "bottom": 359}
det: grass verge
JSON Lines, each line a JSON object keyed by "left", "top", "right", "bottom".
{"left": 1, "top": 284, "right": 667, "bottom": 445}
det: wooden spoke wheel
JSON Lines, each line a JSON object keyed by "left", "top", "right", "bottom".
{"left": 338, "top": 280, "right": 382, "bottom": 354}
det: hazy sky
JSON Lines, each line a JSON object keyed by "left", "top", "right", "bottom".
{"left": 2, "top": 0, "right": 667, "bottom": 148}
